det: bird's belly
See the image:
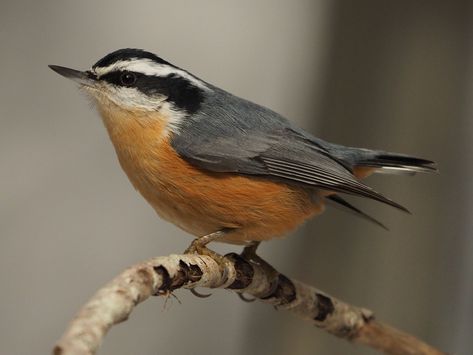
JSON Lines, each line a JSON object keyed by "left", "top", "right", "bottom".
{"left": 104, "top": 115, "right": 324, "bottom": 244}
{"left": 120, "top": 146, "right": 324, "bottom": 244}
{"left": 145, "top": 174, "right": 325, "bottom": 244}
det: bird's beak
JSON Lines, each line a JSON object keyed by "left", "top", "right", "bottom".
{"left": 48, "top": 65, "right": 97, "bottom": 87}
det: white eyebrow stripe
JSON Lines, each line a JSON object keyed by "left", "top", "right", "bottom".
{"left": 93, "top": 58, "right": 209, "bottom": 90}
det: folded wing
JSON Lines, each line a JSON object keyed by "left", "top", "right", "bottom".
{"left": 172, "top": 121, "right": 408, "bottom": 212}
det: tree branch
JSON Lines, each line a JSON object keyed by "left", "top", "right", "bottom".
{"left": 53, "top": 252, "right": 446, "bottom": 355}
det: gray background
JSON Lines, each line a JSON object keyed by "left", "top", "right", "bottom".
{"left": 1, "top": 1, "right": 472, "bottom": 354}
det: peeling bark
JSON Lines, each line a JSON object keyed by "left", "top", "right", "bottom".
{"left": 53, "top": 252, "right": 446, "bottom": 355}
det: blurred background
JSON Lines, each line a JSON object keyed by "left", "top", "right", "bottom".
{"left": 1, "top": 1, "right": 472, "bottom": 354}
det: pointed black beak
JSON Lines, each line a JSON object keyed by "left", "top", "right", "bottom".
{"left": 48, "top": 65, "right": 96, "bottom": 86}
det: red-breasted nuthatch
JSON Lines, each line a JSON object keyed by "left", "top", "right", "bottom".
{"left": 49, "top": 48, "right": 437, "bottom": 250}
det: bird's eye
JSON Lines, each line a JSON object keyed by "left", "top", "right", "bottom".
{"left": 120, "top": 72, "right": 136, "bottom": 86}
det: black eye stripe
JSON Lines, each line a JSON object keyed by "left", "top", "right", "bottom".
{"left": 100, "top": 71, "right": 141, "bottom": 86}
{"left": 99, "top": 71, "right": 204, "bottom": 114}
{"left": 120, "top": 72, "right": 136, "bottom": 86}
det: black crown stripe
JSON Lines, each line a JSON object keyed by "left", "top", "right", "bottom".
{"left": 93, "top": 48, "right": 175, "bottom": 69}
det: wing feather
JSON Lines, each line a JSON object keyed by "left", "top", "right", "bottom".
{"left": 262, "top": 157, "right": 408, "bottom": 212}
{"left": 326, "top": 195, "right": 388, "bottom": 230}
{"left": 171, "top": 89, "right": 408, "bottom": 211}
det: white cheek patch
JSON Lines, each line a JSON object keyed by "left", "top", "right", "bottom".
{"left": 102, "top": 84, "right": 165, "bottom": 110}
{"left": 84, "top": 82, "right": 165, "bottom": 114}
{"left": 88, "top": 82, "right": 185, "bottom": 136}
{"left": 158, "top": 101, "right": 186, "bottom": 135}
{"left": 93, "top": 58, "right": 209, "bottom": 90}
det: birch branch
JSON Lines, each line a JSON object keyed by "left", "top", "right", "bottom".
{"left": 53, "top": 252, "right": 446, "bottom": 355}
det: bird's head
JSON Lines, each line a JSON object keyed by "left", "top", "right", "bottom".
{"left": 49, "top": 48, "right": 209, "bottom": 133}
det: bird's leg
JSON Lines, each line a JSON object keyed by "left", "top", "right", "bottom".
{"left": 241, "top": 241, "right": 262, "bottom": 261}
{"left": 240, "top": 241, "right": 280, "bottom": 299}
{"left": 184, "top": 230, "right": 228, "bottom": 256}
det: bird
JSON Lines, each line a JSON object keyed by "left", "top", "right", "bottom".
{"left": 49, "top": 48, "right": 437, "bottom": 254}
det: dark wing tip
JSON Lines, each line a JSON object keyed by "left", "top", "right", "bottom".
{"left": 263, "top": 156, "right": 411, "bottom": 213}
{"left": 327, "top": 195, "right": 390, "bottom": 231}
{"left": 378, "top": 194, "right": 411, "bottom": 214}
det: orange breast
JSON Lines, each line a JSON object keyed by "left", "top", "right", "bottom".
{"left": 99, "top": 107, "right": 325, "bottom": 244}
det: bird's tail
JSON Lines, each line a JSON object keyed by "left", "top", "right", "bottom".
{"left": 330, "top": 146, "right": 438, "bottom": 175}
{"left": 321, "top": 146, "right": 437, "bottom": 227}
{"left": 354, "top": 150, "right": 438, "bottom": 175}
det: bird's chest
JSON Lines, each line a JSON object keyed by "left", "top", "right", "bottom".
{"left": 106, "top": 125, "right": 198, "bottom": 226}
{"left": 99, "top": 109, "right": 195, "bottom": 225}
{"left": 99, "top": 108, "right": 323, "bottom": 242}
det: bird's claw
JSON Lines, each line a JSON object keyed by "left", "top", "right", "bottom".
{"left": 237, "top": 293, "right": 256, "bottom": 302}
{"left": 190, "top": 288, "right": 212, "bottom": 298}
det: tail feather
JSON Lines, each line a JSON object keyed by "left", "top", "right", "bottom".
{"left": 352, "top": 150, "right": 438, "bottom": 175}
{"left": 322, "top": 145, "right": 437, "bottom": 214}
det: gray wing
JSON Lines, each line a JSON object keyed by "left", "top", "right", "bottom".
{"left": 171, "top": 89, "right": 407, "bottom": 211}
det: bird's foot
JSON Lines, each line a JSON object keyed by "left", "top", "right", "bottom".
{"left": 190, "top": 288, "right": 212, "bottom": 298}
{"left": 184, "top": 230, "right": 227, "bottom": 261}
{"left": 184, "top": 230, "right": 230, "bottom": 298}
